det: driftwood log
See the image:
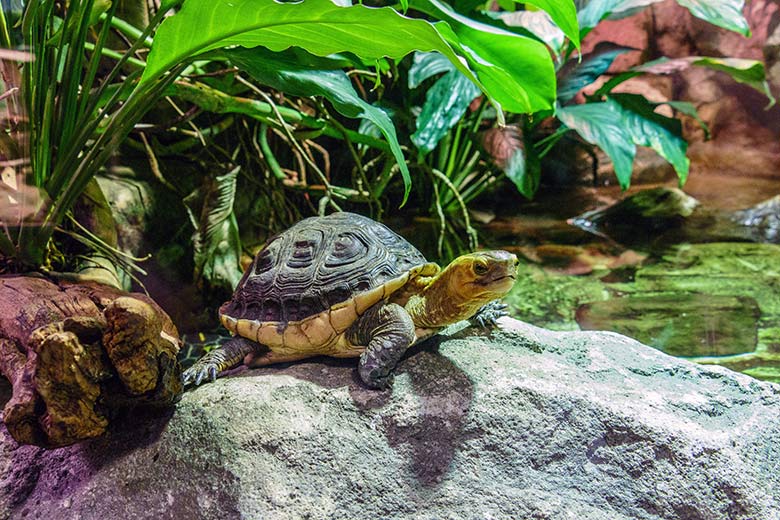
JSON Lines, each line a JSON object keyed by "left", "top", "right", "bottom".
{"left": 0, "top": 274, "right": 182, "bottom": 447}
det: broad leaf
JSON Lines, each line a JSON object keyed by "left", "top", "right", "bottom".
{"left": 557, "top": 42, "right": 635, "bottom": 103}
{"left": 676, "top": 0, "right": 749, "bottom": 37}
{"left": 559, "top": 96, "right": 691, "bottom": 188}
{"left": 408, "top": 51, "right": 455, "bottom": 88}
{"left": 183, "top": 166, "right": 244, "bottom": 292}
{"left": 522, "top": 0, "right": 580, "bottom": 49}
{"left": 610, "top": 94, "right": 689, "bottom": 183}
{"left": 636, "top": 56, "right": 774, "bottom": 104}
{"left": 412, "top": 69, "right": 481, "bottom": 153}
{"left": 557, "top": 100, "right": 636, "bottom": 188}
{"left": 412, "top": 0, "right": 556, "bottom": 113}
{"left": 483, "top": 125, "right": 537, "bottom": 198}
{"left": 143, "top": 0, "right": 479, "bottom": 87}
{"left": 227, "top": 48, "right": 412, "bottom": 201}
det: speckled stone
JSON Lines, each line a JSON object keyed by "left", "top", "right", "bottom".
{"left": 2, "top": 318, "right": 779, "bottom": 520}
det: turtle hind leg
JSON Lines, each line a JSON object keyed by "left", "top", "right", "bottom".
{"left": 182, "top": 337, "right": 257, "bottom": 387}
{"left": 348, "top": 302, "right": 415, "bottom": 389}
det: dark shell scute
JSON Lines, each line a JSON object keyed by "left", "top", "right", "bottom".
{"left": 222, "top": 212, "right": 428, "bottom": 322}
{"left": 325, "top": 232, "right": 369, "bottom": 268}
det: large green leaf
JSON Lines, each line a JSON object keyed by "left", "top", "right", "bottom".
{"left": 412, "top": 69, "right": 481, "bottom": 153}
{"left": 557, "top": 42, "right": 635, "bottom": 103}
{"left": 226, "top": 48, "right": 413, "bottom": 201}
{"left": 676, "top": 0, "right": 749, "bottom": 37}
{"left": 557, "top": 100, "right": 636, "bottom": 188}
{"left": 559, "top": 96, "right": 690, "bottom": 188}
{"left": 412, "top": 0, "right": 556, "bottom": 113}
{"left": 610, "top": 94, "right": 689, "bottom": 183}
{"left": 636, "top": 56, "right": 774, "bottom": 104}
{"left": 521, "top": 0, "right": 580, "bottom": 49}
{"left": 143, "top": 0, "right": 477, "bottom": 86}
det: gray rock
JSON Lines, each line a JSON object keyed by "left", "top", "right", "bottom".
{"left": 2, "top": 318, "right": 779, "bottom": 520}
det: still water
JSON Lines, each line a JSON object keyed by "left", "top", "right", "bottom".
{"left": 474, "top": 174, "right": 780, "bottom": 383}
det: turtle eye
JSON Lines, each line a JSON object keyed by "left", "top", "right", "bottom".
{"left": 473, "top": 261, "right": 489, "bottom": 275}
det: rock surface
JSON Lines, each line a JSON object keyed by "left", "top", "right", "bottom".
{"left": 2, "top": 318, "right": 780, "bottom": 519}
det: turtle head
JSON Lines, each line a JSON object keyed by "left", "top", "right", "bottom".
{"left": 445, "top": 250, "right": 519, "bottom": 303}
{"left": 409, "top": 250, "right": 518, "bottom": 328}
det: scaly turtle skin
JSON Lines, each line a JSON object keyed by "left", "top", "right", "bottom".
{"left": 182, "top": 212, "right": 518, "bottom": 389}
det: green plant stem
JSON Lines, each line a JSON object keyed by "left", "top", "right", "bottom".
{"left": 169, "top": 81, "right": 392, "bottom": 153}
{"left": 456, "top": 171, "right": 495, "bottom": 206}
{"left": 535, "top": 126, "right": 569, "bottom": 158}
{"left": 444, "top": 120, "right": 463, "bottom": 178}
{"left": 436, "top": 130, "right": 452, "bottom": 174}
{"left": 257, "top": 123, "right": 288, "bottom": 181}
{"left": 372, "top": 159, "right": 397, "bottom": 199}
{"left": 84, "top": 42, "right": 147, "bottom": 68}
{"left": 430, "top": 168, "right": 477, "bottom": 250}
{"left": 327, "top": 114, "right": 377, "bottom": 206}
{"left": 100, "top": 12, "right": 153, "bottom": 47}
{"left": 0, "top": 8, "right": 11, "bottom": 47}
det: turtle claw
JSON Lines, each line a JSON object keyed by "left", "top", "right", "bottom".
{"left": 362, "top": 370, "right": 394, "bottom": 390}
{"left": 182, "top": 363, "right": 219, "bottom": 387}
{"left": 469, "top": 300, "right": 509, "bottom": 329}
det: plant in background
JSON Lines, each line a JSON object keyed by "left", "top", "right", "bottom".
{"left": 0, "top": 0, "right": 568, "bottom": 280}
{"left": 468, "top": 0, "right": 772, "bottom": 198}
{"left": 391, "top": 0, "right": 772, "bottom": 238}
{"left": 2, "top": 0, "right": 571, "bottom": 288}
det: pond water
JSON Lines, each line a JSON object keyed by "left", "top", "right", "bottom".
{"left": 476, "top": 174, "right": 780, "bottom": 383}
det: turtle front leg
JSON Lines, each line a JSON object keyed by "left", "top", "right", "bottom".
{"left": 182, "top": 337, "right": 257, "bottom": 387}
{"left": 469, "top": 300, "right": 509, "bottom": 329}
{"left": 348, "top": 302, "right": 416, "bottom": 389}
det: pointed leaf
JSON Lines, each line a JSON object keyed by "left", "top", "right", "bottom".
{"left": 143, "top": 0, "right": 479, "bottom": 88}
{"left": 557, "top": 100, "right": 636, "bottom": 188}
{"left": 577, "top": 0, "right": 749, "bottom": 37}
{"left": 227, "top": 48, "right": 412, "bottom": 202}
{"left": 577, "top": 0, "right": 659, "bottom": 34}
{"left": 676, "top": 0, "right": 749, "bottom": 37}
{"left": 482, "top": 125, "right": 522, "bottom": 168}
{"left": 412, "top": 69, "right": 481, "bottom": 153}
{"left": 610, "top": 94, "right": 690, "bottom": 184}
{"left": 483, "top": 126, "right": 537, "bottom": 198}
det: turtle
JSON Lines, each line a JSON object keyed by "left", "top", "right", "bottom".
{"left": 182, "top": 212, "right": 518, "bottom": 389}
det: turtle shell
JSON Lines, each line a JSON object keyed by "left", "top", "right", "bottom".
{"left": 220, "top": 212, "right": 429, "bottom": 326}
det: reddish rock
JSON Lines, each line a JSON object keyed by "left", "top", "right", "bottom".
{"left": 577, "top": 0, "right": 780, "bottom": 183}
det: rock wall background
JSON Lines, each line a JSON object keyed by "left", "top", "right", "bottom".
{"left": 582, "top": 0, "right": 780, "bottom": 182}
